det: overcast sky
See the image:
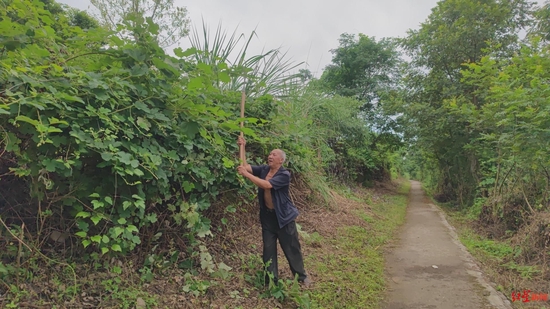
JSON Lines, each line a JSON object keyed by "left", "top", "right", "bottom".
{"left": 59, "top": 0, "right": 441, "bottom": 77}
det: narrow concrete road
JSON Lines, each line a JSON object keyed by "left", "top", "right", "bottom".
{"left": 383, "top": 181, "right": 512, "bottom": 309}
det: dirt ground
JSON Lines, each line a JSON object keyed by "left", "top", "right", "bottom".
{"left": 383, "top": 181, "right": 513, "bottom": 309}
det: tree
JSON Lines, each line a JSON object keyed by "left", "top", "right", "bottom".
{"left": 457, "top": 40, "right": 550, "bottom": 225}
{"left": 317, "top": 33, "right": 402, "bottom": 180}
{"left": 402, "top": 0, "right": 533, "bottom": 105}
{"left": 68, "top": 9, "right": 100, "bottom": 29}
{"left": 395, "top": 0, "right": 533, "bottom": 204}
{"left": 90, "top": 0, "right": 190, "bottom": 47}
{"left": 531, "top": 1, "right": 550, "bottom": 41}
{"left": 298, "top": 69, "right": 313, "bottom": 83}
{"left": 320, "top": 33, "right": 399, "bottom": 110}
{"left": 38, "top": 0, "right": 99, "bottom": 30}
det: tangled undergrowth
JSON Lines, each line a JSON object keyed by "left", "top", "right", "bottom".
{"left": 0, "top": 179, "right": 410, "bottom": 309}
{"left": 0, "top": 2, "right": 398, "bottom": 307}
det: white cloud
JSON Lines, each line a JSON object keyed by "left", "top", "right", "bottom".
{"left": 58, "top": 0, "right": 440, "bottom": 77}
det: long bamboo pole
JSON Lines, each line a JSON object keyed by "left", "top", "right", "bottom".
{"left": 240, "top": 90, "right": 246, "bottom": 166}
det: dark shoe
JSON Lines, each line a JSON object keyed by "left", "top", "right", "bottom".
{"left": 299, "top": 277, "right": 313, "bottom": 288}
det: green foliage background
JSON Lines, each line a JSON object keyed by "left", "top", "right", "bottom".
{"left": 3, "top": 0, "right": 549, "bottom": 305}
{"left": 0, "top": 0, "right": 396, "bottom": 262}
{"left": 392, "top": 0, "right": 550, "bottom": 273}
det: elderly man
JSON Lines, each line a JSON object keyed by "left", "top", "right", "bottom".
{"left": 236, "top": 136, "right": 311, "bottom": 287}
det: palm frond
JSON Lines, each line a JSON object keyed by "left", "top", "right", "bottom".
{"left": 188, "top": 20, "right": 304, "bottom": 98}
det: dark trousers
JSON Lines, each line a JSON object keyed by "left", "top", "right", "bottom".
{"left": 261, "top": 209, "right": 307, "bottom": 283}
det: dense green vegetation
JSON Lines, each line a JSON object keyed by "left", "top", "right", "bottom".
{"left": 1, "top": 0, "right": 549, "bottom": 307}
{"left": 0, "top": 0, "right": 401, "bottom": 306}
{"left": 393, "top": 0, "right": 550, "bottom": 298}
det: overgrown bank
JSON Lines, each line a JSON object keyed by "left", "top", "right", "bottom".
{"left": 0, "top": 179, "right": 409, "bottom": 308}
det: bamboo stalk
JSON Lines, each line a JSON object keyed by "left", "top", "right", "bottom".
{"left": 240, "top": 90, "right": 246, "bottom": 166}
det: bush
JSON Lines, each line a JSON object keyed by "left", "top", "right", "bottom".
{"left": 0, "top": 0, "right": 254, "bottom": 255}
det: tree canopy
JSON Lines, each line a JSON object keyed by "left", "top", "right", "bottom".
{"left": 321, "top": 33, "right": 399, "bottom": 111}
{"left": 90, "top": 0, "right": 191, "bottom": 47}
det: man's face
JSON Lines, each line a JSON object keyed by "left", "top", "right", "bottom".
{"left": 268, "top": 149, "right": 284, "bottom": 167}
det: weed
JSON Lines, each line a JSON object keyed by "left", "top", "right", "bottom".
{"left": 261, "top": 271, "right": 311, "bottom": 309}
{"left": 100, "top": 276, "right": 157, "bottom": 309}
{"left": 304, "top": 232, "right": 324, "bottom": 247}
{"left": 298, "top": 224, "right": 324, "bottom": 247}
{"left": 211, "top": 262, "right": 233, "bottom": 280}
{"left": 182, "top": 272, "right": 212, "bottom": 297}
{"left": 460, "top": 231, "right": 516, "bottom": 261}
{"left": 241, "top": 254, "right": 266, "bottom": 289}
{"left": 360, "top": 213, "right": 376, "bottom": 224}
{"left": 139, "top": 266, "right": 154, "bottom": 283}
{"left": 0, "top": 262, "right": 18, "bottom": 282}
{"left": 502, "top": 262, "right": 540, "bottom": 279}
{"left": 239, "top": 254, "right": 311, "bottom": 308}
{"left": 229, "top": 290, "right": 242, "bottom": 299}
{"left": 466, "top": 197, "right": 486, "bottom": 220}
{"left": 3, "top": 285, "right": 30, "bottom": 308}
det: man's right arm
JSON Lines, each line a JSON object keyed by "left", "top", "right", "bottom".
{"left": 243, "top": 163, "right": 253, "bottom": 173}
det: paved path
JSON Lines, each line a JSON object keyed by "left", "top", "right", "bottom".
{"left": 383, "top": 181, "right": 512, "bottom": 309}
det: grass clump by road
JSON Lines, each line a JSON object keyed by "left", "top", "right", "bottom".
{"left": 303, "top": 180, "right": 410, "bottom": 309}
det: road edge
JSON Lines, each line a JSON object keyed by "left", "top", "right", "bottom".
{"left": 428, "top": 202, "right": 513, "bottom": 309}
